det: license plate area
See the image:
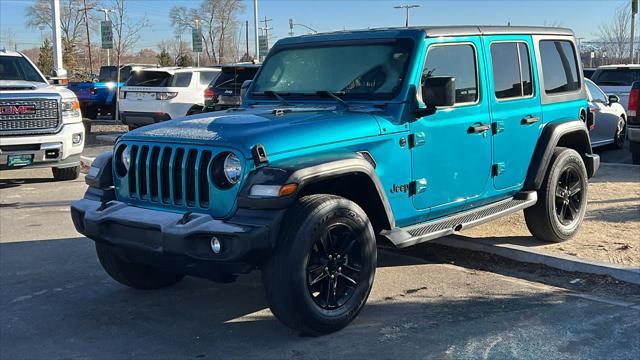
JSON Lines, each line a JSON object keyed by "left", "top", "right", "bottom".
{"left": 7, "top": 154, "right": 34, "bottom": 167}
{"left": 133, "top": 92, "right": 156, "bottom": 101}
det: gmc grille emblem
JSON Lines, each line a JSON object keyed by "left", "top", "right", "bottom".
{"left": 0, "top": 105, "right": 37, "bottom": 115}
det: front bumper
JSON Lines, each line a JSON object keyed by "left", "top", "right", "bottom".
{"left": 0, "top": 122, "right": 84, "bottom": 170}
{"left": 71, "top": 198, "right": 284, "bottom": 275}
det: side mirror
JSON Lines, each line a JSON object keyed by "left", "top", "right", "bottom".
{"left": 608, "top": 94, "right": 620, "bottom": 104}
{"left": 423, "top": 76, "right": 455, "bottom": 108}
{"left": 240, "top": 80, "right": 252, "bottom": 99}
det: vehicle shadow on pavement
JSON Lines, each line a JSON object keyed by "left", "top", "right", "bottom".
{"left": 0, "top": 177, "right": 57, "bottom": 189}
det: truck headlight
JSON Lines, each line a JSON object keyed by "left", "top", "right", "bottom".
{"left": 223, "top": 153, "right": 242, "bottom": 184}
{"left": 122, "top": 146, "right": 131, "bottom": 171}
{"left": 211, "top": 152, "right": 242, "bottom": 189}
{"left": 61, "top": 99, "right": 81, "bottom": 121}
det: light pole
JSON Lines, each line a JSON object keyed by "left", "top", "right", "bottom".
{"left": 51, "top": 0, "right": 67, "bottom": 82}
{"left": 98, "top": 8, "right": 113, "bottom": 66}
{"left": 394, "top": 4, "right": 420, "bottom": 27}
{"left": 253, "top": 0, "right": 259, "bottom": 61}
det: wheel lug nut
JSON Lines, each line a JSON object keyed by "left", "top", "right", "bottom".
{"left": 324, "top": 267, "right": 329, "bottom": 271}
{"left": 338, "top": 267, "right": 342, "bottom": 272}
{"left": 328, "top": 255, "right": 332, "bottom": 260}
{"left": 330, "top": 274, "right": 335, "bottom": 279}
{"left": 337, "top": 255, "right": 341, "bottom": 259}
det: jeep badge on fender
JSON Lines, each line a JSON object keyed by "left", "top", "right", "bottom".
{"left": 71, "top": 25, "right": 598, "bottom": 336}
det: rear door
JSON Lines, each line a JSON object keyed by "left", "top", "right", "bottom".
{"left": 483, "top": 36, "right": 543, "bottom": 191}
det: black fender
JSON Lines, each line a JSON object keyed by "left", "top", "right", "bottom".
{"left": 524, "top": 120, "right": 600, "bottom": 190}
{"left": 237, "top": 151, "right": 395, "bottom": 229}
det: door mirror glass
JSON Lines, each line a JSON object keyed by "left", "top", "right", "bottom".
{"left": 422, "top": 76, "right": 455, "bottom": 107}
{"left": 608, "top": 94, "right": 620, "bottom": 103}
{"left": 240, "top": 80, "right": 252, "bottom": 99}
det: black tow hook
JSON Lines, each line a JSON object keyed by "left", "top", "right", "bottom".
{"left": 178, "top": 211, "right": 193, "bottom": 225}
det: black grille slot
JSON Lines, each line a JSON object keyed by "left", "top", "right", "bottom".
{"left": 160, "top": 147, "right": 172, "bottom": 203}
{"left": 199, "top": 151, "right": 212, "bottom": 208}
{"left": 128, "top": 145, "right": 139, "bottom": 196}
{"left": 172, "top": 148, "right": 185, "bottom": 205}
{"left": 138, "top": 146, "right": 150, "bottom": 199}
{"left": 149, "top": 147, "right": 160, "bottom": 201}
{"left": 185, "top": 150, "right": 198, "bottom": 207}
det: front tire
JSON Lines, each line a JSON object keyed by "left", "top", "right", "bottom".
{"left": 52, "top": 166, "right": 80, "bottom": 181}
{"left": 612, "top": 117, "right": 626, "bottom": 149}
{"left": 96, "top": 243, "right": 184, "bottom": 290}
{"left": 524, "top": 148, "right": 588, "bottom": 243}
{"left": 262, "top": 194, "right": 377, "bottom": 335}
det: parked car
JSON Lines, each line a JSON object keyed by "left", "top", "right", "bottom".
{"left": 0, "top": 49, "right": 84, "bottom": 180}
{"left": 203, "top": 64, "right": 260, "bottom": 111}
{"left": 67, "top": 64, "right": 155, "bottom": 120}
{"left": 590, "top": 64, "right": 640, "bottom": 112}
{"left": 585, "top": 79, "right": 626, "bottom": 148}
{"left": 627, "top": 81, "right": 640, "bottom": 164}
{"left": 583, "top": 68, "right": 596, "bottom": 79}
{"left": 118, "top": 67, "right": 220, "bottom": 130}
{"left": 72, "top": 26, "right": 599, "bottom": 335}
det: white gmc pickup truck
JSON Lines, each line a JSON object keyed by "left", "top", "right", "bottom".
{"left": 0, "top": 49, "right": 84, "bottom": 180}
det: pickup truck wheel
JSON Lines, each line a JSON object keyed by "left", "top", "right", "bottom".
{"left": 524, "top": 148, "right": 588, "bottom": 243}
{"left": 95, "top": 243, "right": 184, "bottom": 290}
{"left": 262, "top": 194, "right": 376, "bottom": 336}
{"left": 52, "top": 166, "right": 80, "bottom": 181}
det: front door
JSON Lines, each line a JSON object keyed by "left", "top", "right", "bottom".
{"left": 586, "top": 80, "right": 621, "bottom": 146}
{"left": 483, "top": 36, "right": 543, "bottom": 191}
{"left": 411, "top": 38, "right": 492, "bottom": 219}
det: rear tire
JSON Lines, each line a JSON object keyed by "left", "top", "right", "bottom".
{"left": 262, "top": 194, "right": 376, "bottom": 336}
{"left": 95, "top": 243, "right": 184, "bottom": 290}
{"left": 524, "top": 148, "right": 588, "bottom": 243}
{"left": 52, "top": 166, "right": 80, "bottom": 181}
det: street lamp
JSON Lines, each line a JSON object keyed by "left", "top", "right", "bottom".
{"left": 394, "top": 4, "right": 420, "bottom": 27}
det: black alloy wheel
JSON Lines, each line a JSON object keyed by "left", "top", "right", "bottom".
{"left": 554, "top": 167, "right": 583, "bottom": 226}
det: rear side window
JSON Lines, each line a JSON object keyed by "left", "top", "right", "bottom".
{"left": 171, "top": 72, "right": 192, "bottom": 87}
{"left": 539, "top": 40, "right": 580, "bottom": 94}
{"left": 424, "top": 44, "right": 478, "bottom": 104}
{"left": 490, "top": 42, "right": 533, "bottom": 99}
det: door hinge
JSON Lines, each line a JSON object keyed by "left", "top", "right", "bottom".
{"left": 410, "top": 178, "right": 427, "bottom": 195}
{"left": 408, "top": 132, "right": 426, "bottom": 148}
{"left": 492, "top": 162, "right": 506, "bottom": 177}
{"left": 492, "top": 121, "right": 505, "bottom": 135}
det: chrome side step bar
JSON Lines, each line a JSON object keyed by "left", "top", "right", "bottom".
{"left": 381, "top": 191, "right": 537, "bottom": 249}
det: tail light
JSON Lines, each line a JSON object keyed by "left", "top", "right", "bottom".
{"left": 628, "top": 84, "right": 639, "bottom": 125}
{"left": 204, "top": 88, "right": 216, "bottom": 101}
{"left": 156, "top": 92, "right": 178, "bottom": 100}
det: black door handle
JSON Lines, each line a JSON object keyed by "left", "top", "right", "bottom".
{"left": 521, "top": 115, "right": 540, "bottom": 125}
{"left": 468, "top": 123, "right": 491, "bottom": 133}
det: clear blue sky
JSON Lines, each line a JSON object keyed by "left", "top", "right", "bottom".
{"left": 0, "top": 0, "right": 630, "bottom": 52}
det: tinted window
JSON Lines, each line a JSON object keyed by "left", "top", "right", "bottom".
{"left": 126, "top": 71, "right": 172, "bottom": 87}
{"left": 0, "top": 56, "right": 45, "bottom": 82}
{"left": 539, "top": 40, "right": 580, "bottom": 94}
{"left": 586, "top": 80, "right": 607, "bottom": 103}
{"left": 213, "top": 67, "right": 259, "bottom": 89}
{"left": 593, "top": 68, "right": 640, "bottom": 86}
{"left": 252, "top": 39, "right": 414, "bottom": 100}
{"left": 490, "top": 42, "right": 533, "bottom": 99}
{"left": 171, "top": 72, "right": 192, "bottom": 87}
{"left": 199, "top": 71, "right": 219, "bottom": 86}
{"left": 424, "top": 44, "right": 478, "bottom": 103}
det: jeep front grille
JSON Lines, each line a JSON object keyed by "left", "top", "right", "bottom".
{"left": 0, "top": 99, "right": 61, "bottom": 136}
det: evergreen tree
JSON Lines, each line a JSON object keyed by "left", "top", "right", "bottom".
{"left": 156, "top": 49, "right": 173, "bottom": 66}
{"left": 37, "top": 38, "right": 53, "bottom": 76}
{"left": 176, "top": 53, "right": 193, "bottom": 67}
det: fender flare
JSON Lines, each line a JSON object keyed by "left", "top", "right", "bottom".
{"left": 237, "top": 151, "right": 395, "bottom": 228}
{"left": 524, "top": 120, "right": 599, "bottom": 190}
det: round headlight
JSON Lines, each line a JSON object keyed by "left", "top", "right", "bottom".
{"left": 223, "top": 153, "right": 242, "bottom": 184}
{"left": 122, "top": 146, "right": 131, "bottom": 171}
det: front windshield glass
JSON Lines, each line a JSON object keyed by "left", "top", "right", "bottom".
{"left": 0, "top": 56, "right": 45, "bottom": 83}
{"left": 251, "top": 39, "right": 414, "bottom": 100}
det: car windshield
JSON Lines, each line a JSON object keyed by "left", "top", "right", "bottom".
{"left": 251, "top": 39, "right": 414, "bottom": 100}
{"left": 593, "top": 68, "right": 640, "bottom": 86}
{"left": 0, "top": 56, "right": 45, "bottom": 82}
{"left": 212, "top": 66, "right": 259, "bottom": 90}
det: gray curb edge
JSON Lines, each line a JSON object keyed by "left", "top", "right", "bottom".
{"left": 433, "top": 236, "right": 640, "bottom": 285}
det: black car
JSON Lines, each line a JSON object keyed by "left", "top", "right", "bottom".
{"left": 204, "top": 64, "right": 260, "bottom": 111}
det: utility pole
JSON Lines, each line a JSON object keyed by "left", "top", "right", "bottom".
{"left": 393, "top": 4, "right": 420, "bottom": 27}
{"left": 98, "top": 8, "right": 112, "bottom": 66}
{"left": 261, "top": 16, "right": 273, "bottom": 49}
{"left": 253, "top": 0, "right": 259, "bottom": 60}
{"left": 81, "top": 0, "right": 93, "bottom": 74}
{"left": 51, "top": 0, "right": 67, "bottom": 83}
{"left": 245, "top": 20, "right": 250, "bottom": 60}
{"left": 632, "top": 0, "right": 638, "bottom": 64}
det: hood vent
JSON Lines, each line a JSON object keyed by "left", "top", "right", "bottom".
{"left": 0, "top": 85, "right": 37, "bottom": 91}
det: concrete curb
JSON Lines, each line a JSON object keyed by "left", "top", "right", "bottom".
{"left": 433, "top": 236, "right": 640, "bottom": 285}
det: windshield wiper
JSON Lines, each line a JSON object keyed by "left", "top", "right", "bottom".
{"left": 316, "top": 91, "right": 349, "bottom": 109}
{"left": 252, "top": 90, "right": 291, "bottom": 106}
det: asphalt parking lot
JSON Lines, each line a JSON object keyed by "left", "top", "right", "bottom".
{"left": 1, "top": 159, "right": 639, "bottom": 359}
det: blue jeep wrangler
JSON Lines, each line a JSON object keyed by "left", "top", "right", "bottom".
{"left": 71, "top": 26, "right": 599, "bottom": 335}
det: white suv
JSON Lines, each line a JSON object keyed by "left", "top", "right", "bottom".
{"left": 0, "top": 49, "right": 84, "bottom": 180}
{"left": 119, "top": 67, "right": 220, "bottom": 130}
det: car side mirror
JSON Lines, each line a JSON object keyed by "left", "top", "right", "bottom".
{"left": 240, "top": 80, "right": 252, "bottom": 99}
{"left": 608, "top": 94, "right": 620, "bottom": 104}
{"left": 415, "top": 76, "right": 455, "bottom": 118}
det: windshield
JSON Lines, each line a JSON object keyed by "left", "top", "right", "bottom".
{"left": 0, "top": 56, "right": 45, "bottom": 83}
{"left": 593, "top": 68, "right": 640, "bottom": 86}
{"left": 251, "top": 39, "right": 414, "bottom": 100}
{"left": 212, "top": 66, "right": 259, "bottom": 90}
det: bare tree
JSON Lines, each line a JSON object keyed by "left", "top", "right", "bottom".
{"left": 110, "top": 0, "right": 148, "bottom": 66}
{"left": 597, "top": 5, "right": 631, "bottom": 62}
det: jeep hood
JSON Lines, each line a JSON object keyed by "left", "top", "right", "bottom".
{"left": 123, "top": 106, "right": 383, "bottom": 157}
